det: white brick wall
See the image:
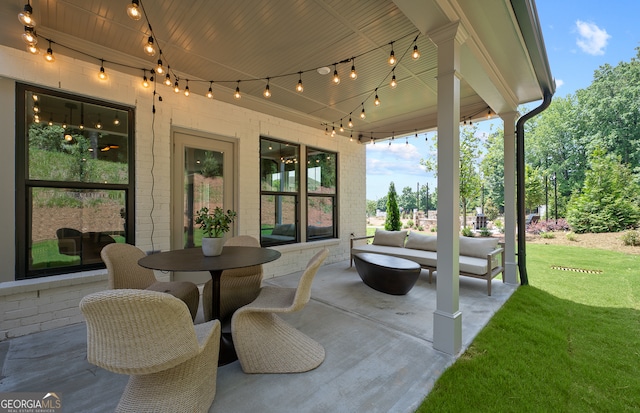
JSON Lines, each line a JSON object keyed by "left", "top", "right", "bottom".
{"left": 0, "top": 44, "right": 367, "bottom": 340}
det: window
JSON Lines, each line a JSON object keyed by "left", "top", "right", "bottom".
{"left": 16, "top": 84, "right": 135, "bottom": 279}
{"left": 307, "top": 148, "right": 337, "bottom": 240}
{"left": 260, "top": 138, "right": 299, "bottom": 246}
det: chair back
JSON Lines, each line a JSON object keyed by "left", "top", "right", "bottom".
{"left": 291, "top": 248, "right": 328, "bottom": 311}
{"left": 223, "top": 235, "right": 263, "bottom": 277}
{"left": 80, "top": 289, "right": 200, "bottom": 375}
{"left": 101, "top": 243, "right": 157, "bottom": 289}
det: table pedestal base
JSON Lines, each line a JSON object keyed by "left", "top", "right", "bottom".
{"left": 219, "top": 322, "right": 238, "bottom": 366}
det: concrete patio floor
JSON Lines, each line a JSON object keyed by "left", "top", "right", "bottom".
{"left": 0, "top": 260, "right": 516, "bottom": 412}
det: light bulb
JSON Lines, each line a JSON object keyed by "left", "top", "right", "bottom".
{"left": 33, "top": 103, "right": 39, "bottom": 113}
{"left": 48, "top": 117, "right": 53, "bottom": 126}
{"left": 173, "top": 80, "right": 180, "bottom": 93}
{"left": 390, "top": 73, "right": 397, "bottom": 89}
{"left": 62, "top": 117, "right": 67, "bottom": 129}
{"left": 374, "top": 94, "right": 381, "bottom": 106}
{"left": 142, "top": 75, "right": 149, "bottom": 88}
{"left": 96, "top": 120, "right": 102, "bottom": 129}
{"left": 412, "top": 45, "right": 420, "bottom": 60}
{"left": 350, "top": 63, "right": 357, "bottom": 80}
{"left": 22, "top": 27, "right": 37, "bottom": 45}
{"left": 331, "top": 126, "right": 336, "bottom": 137}
{"left": 18, "top": 3, "right": 35, "bottom": 27}
{"left": 360, "top": 107, "right": 366, "bottom": 119}
{"left": 27, "top": 44, "right": 39, "bottom": 54}
{"left": 34, "top": 114, "right": 40, "bottom": 123}
{"left": 79, "top": 122, "right": 84, "bottom": 129}
{"left": 296, "top": 77, "right": 303, "bottom": 93}
{"left": 207, "top": 85, "right": 214, "bottom": 99}
{"left": 234, "top": 83, "right": 241, "bottom": 99}
{"left": 114, "top": 115, "right": 120, "bottom": 125}
{"left": 263, "top": 83, "right": 271, "bottom": 98}
{"left": 332, "top": 67, "right": 340, "bottom": 85}
{"left": 127, "top": 0, "right": 142, "bottom": 20}
{"left": 388, "top": 49, "right": 396, "bottom": 65}
{"left": 339, "top": 122, "right": 344, "bottom": 132}
{"left": 348, "top": 117, "right": 353, "bottom": 128}
{"left": 98, "top": 65, "right": 107, "bottom": 80}
{"left": 155, "top": 59, "right": 164, "bottom": 75}
{"left": 44, "top": 47, "right": 55, "bottom": 62}
{"left": 143, "top": 36, "right": 156, "bottom": 56}
{"left": 164, "top": 73, "right": 171, "bottom": 86}
{"left": 184, "top": 83, "right": 190, "bottom": 97}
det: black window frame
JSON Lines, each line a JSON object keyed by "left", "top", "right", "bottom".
{"left": 15, "top": 83, "right": 135, "bottom": 279}
{"left": 306, "top": 146, "right": 338, "bottom": 241}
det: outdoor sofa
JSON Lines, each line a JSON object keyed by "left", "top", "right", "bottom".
{"left": 350, "top": 229, "right": 505, "bottom": 295}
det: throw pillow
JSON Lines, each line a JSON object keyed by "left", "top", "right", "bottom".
{"left": 405, "top": 232, "right": 437, "bottom": 251}
{"left": 458, "top": 236, "right": 499, "bottom": 258}
{"left": 372, "top": 229, "right": 407, "bottom": 247}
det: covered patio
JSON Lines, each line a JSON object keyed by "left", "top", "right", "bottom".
{"left": 0, "top": 260, "right": 515, "bottom": 412}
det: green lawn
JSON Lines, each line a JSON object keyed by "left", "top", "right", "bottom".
{"left": 417, "top": 243, "right": 640, "bottom": 412}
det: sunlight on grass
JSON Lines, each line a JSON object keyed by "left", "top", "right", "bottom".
{"left": 417, "top": 243, "right": 640, "bottom": 413}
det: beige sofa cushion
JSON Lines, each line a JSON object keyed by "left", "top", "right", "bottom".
{"left": 405, "top": 232, "right": 437, "bottom": 251}
{"left": 459, "top": 236, "right": 499, "bottom": 258}
{"left": 372, "top": 229, "right": 407, "bottom": 247}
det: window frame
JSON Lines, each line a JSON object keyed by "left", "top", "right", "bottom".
{"left": 15, "top": 83, "right": 135, "bottom": 279}
{"left": 259, "top": 137, "right": 300, "bottom": 247}
{"left": 306, "top": 146, "right": 338, "bottom": 241}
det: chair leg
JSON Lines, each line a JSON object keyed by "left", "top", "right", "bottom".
{"left": 232, "top": 312, "right": 325, "bottom": 374}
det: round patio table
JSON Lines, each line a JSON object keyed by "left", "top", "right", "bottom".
{"left": 139, "top": 246, "right": 281, "bottom": 365}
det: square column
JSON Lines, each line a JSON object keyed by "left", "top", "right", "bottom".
{"left": 501, "top": 111, "right": 519, "bottom": 284}
{"left": 429, "top": 21, "right": 467, "bottom": 355}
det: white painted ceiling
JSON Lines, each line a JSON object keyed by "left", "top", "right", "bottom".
{"left": 0, "top": 0, "right": 552, "bottom": 140}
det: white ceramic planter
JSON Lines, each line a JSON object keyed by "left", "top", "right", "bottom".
{"left": 201, "top": 237, "right": 224, "bottom": 256}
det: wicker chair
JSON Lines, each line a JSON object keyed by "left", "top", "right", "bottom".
{"left": 202, "top": 235, "right": 263, "bottom": 321}
{"left": 80, "top": 289, "right": 221, "bottom": 413}
{"left": 231, "top": 248, "right": 328, "bottom": 373}
{"left": 101, "top": 243, "right": 200, "bottom": 320}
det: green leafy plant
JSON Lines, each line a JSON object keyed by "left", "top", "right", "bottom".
{"left": 565, "top": 231, "right": 578, "bottom": 242}
{"left": 621, "top": 230, "right": 640, "bottom": 246}
{"left": 461, "top": 226, "right": 474, "bottom": 237}
{"left": 195, "top": 206, "right": 237, "bottom": 238}
{"left": 479, "top": 227, "right": 492, "bottom": 237}
{"left": 539, "top": 231, "right": 556, "bottom": 239}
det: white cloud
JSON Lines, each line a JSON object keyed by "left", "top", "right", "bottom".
{"left": 366, "top": 143, "right": 429, "bottom": 177}
{"left": 575, "top": 20, "right": 610, "bottom": 56}
{"left": 555, "top": 79, "right": 564, "bottom": 88}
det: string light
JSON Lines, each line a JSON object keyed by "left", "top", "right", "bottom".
{"left": 143, "top": 36, "right": 156, "bottom": 56}
{"left": 390, "top": 69, "right": 397, "bottom": 89}
{"left": 44, "top": 41, "right": 55, "bottom": 62}
{"left": 48, "top": 114, "right": 53, "bottom": 126}
{"left": 27, "top": 44, "right": 39, "bottom": 54}
{"left": 360, "top": 105, "right": 366, "bottom": 120}
{"left": 98, "top": 60, "right": 107, "bottom": 80}
{"left": 164, "top": 73, "right": 171, "bottom": 86}
{"left": 388, "top": 42, "right": 396, "bottom": 65}
{"left": 114, "top": 114, "right": 120, "bottom": 125}
{"left": 331, "top": 123, "right": 336, "bottom": 137}
{"left": 234, "top": 81, "right": 241, "bottom": 99}
{"left": 350, "top": 58, "right": 357, "bottom": 80}
{"left": 22, "top": 26, "right": 37, "bottom": 45}
{"left": 62, "top": 116, "right": 67, "bottom": 129}
{"left": 339, "top": 120, "right": 344, "bottom": 132}
{"left": 296, "top": 72, "right": 304, "bottom": 92}
{"left": 95, "top": 117, "right": 103, "bottom": 129}
{"left": 348, "top": 116, "right": 353, "bottom": 128}
{"left": 374, "top": 89, "right": 381, "bottom": 107}
{"left": 18, "top": 2, "right": 36, "bottom": 28}
{"left": 207, "top": 81, "right": 214, "bottom": 99}
{"left": 350, "top": 132, "right": 353, "bottom": 142}
{"left": 412, "top": 41, "right": 420, "bottom": 60}
{"left": 487, "top": 109, "right": 492, "bottom": 119}
{"left": 142, "top": 71, "right": 149, "bottom": 88}
{"left": 332, "top": 64, "right": 340, "bottom": 85}
{"left": 262, "top": 78, "right": 271, "bottom": 98}
{"left": 173, "top": 79, "right": 180, "bottom": 93}
{"left": 155, "top": 58, "right": 164, "bottom": 75}
{"left": 184, "top": 80, "right": 190, "bottom": 96}
{"left": 127, "top": 0, "right": 142, "bottom": 21}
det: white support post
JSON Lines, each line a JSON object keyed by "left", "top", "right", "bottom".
{"left": 430, "top": 21, "right": 467, "bottom": 355}
{"left": 501, "top": 111, "right": 519, "bottom": 284}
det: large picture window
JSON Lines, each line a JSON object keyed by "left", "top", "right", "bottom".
{"left": 260, "top": 138, "right": 299, "bottom": 246}
{"left": 16, "top": 84, "right": 135, "bottom": 279}
{"left": 307, "top": 148, "right": 337, "bottom": 240}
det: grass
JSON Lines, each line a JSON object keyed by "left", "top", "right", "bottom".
{"left": 417, "top": 243, "right": 640, "bottom": 412}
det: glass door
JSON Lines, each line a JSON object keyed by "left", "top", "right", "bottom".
{"left": 172, "top": 131, "right": 235, "bottom": 283}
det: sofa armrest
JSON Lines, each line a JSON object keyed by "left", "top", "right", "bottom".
{"left": 350, "top": 235, "right": 374, "bottom": 267}
{"left": 486, "top": 246, "right": 505, "bottom": 274}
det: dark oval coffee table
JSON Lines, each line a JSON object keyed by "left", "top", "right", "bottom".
{"left": 353, "top": 253, "right": 421, "bottom": 295}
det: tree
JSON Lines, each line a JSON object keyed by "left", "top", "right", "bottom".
{"left": 481, "top": 128, "right": 505, "bottom": 209}
{"left": 384, "top": 182, "right": 401, "bottom": 231}
{"left": 399, "top": 186, "right": 417, "bottom": 213}
{"left": 366, "top": 200, "right": 377, "bottom": 217}
{"left": 566, "top": 148, "right": 640, "bottom": 233}
{"left": 459, "top": 127, "right": 482, "bottom": 228}
{"left": 376, "top": 195, "right": 387, "bottom": 212}
{"left": 524, "top": 164, "right": 545, "bottom": 213}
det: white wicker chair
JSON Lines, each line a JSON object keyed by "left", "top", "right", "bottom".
{"left": 231, "top": 248, "right": 328, "bottom": 373}
{"left": 202, "top": 235, "right": 264, "bottom": 321}
{"left": 101, "top": 243, "right": 200, "bottom": 320}
{"left": 80, "top": 289, "right": 221, "bottom": 413}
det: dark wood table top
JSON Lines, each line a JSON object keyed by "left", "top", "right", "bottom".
{"left": 138, "top": 246, "right": 281, "bottom": 272}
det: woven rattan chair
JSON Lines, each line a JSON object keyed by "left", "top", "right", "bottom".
{"left": 231, "top": 248, "right": 328, "bottom": 373}
{"left": 202, "top": 235, "right": 264, "bottom": 321}
{"left": 80, "top": 289, "right": 221, "bottom": 413}
{"left": 101, "top": 243, "right": 200, "bottom": 320}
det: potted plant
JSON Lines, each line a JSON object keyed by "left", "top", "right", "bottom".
{"left": 195, "top": 206, "right": 237, "bottom": 256}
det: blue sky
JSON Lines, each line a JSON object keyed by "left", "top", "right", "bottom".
{"left": 366, "top": 1, "right": 640, "bottom": 200}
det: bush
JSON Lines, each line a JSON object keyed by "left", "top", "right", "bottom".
{"left": 430, "top": 227, "right": 436, "bottom": 232}
{"left": 461, "top": 226, "right": 474, "bottom": 237}
{"left": 539, "top": 231, "right": 556, "bottom": 239}
{"left": 417, "top": 226, "right": 424, "bottom": 231}
{"left": 479, "top": 227, "right": 492, "bottom": 237}
{"left": 621, "top": 230, "right": 640, "bottom": 246}
{"left": 493, "top": 218, "right": 504, "bottom": 234}
{"left": 527, "top": 218, "right": 571, "bottom": 235}
{"left": 566, "top": 231, "right": 578, "bottom": 242}
{"left": 405, "top": 219, "right": 414, "bottom": 228}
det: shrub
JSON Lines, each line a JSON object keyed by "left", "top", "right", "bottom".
{"left": 479, "top": 227, "right": 492, "bottom": 237}
{"left": 405, "top": 219, "right": 414, "bottom": 228}
{"left": 461, "top": 226, "right": 474, "bottom": 237}
{"left": 527, "top": 218, "right": 571, "bottom": 235}
{"left": 565, "top": 231, "right": 578, "bottom": 242}
{"left": 539, "top": 231, "right": 556, "bottom": 239}
{"left": 493, "top": 218, "right": 504, "bottom": 234}
{"left": 621, "top": 230, "right": 640, "bottom": 246}
{"left": 385, "top": 182, "right": 402, "bottom": 231}
{"left": 417, "top": 226, "right": 424, "bottom": 231}
{"left": 430, "top": 227, "right": 436, "bottom": 233}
